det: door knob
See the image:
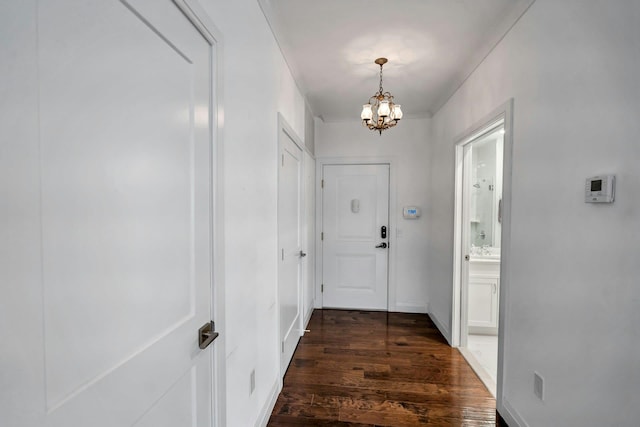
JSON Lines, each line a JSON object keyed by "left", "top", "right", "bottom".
{"left": 465, "top": 254, "right": 470, "bottom": 261}
{"left": 299, "top": 250, "right": 307, "bottom": 257}
{"left": 198, "top": 321, "right": 219, "bottom": 350}
{"left": 375, "top": 242, "right": 388, "bottom": 249}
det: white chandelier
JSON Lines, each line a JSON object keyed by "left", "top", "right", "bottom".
{"left": 360, "top": 58, "right": 403, "bottom": 135}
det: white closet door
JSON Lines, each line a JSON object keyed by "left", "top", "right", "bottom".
{"left": 278, "top": 127, "right": 304, "bottom": 375}
{"left": 1, "top": 1, "right": 215, "bottom": 425}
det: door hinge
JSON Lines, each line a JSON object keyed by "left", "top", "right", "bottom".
{"left": 321, "top": 284, "right": 324, "bottom": 293}
{"left": 321, "top": 232, "right": 324, "bottom": 241}
{"left": 321, "top": 179, "right": 324, "bottom": 189}
{"left": 281, "top": 341, "right": 284, "bottom": 353}
{"left": 282, "top": 154, "right": 284, "bottom": 166}
{"left": 281, "top": 248, "right": 284, "bottom": 260}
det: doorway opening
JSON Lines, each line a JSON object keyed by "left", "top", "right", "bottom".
{"left": 454, "top": 118, "right": 505, "bottom": 397}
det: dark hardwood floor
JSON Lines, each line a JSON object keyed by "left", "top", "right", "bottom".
{"left": 268, "top": 310, "right": 496, "bottom": 426}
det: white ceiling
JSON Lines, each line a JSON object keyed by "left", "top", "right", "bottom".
{"left": 259, "top": 0, "right": 534, "bottom": 121}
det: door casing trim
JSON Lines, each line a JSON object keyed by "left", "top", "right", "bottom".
{"left": 170, "top": 2, "right": 225, "bottom": 426}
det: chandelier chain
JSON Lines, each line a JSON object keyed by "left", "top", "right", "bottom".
{"left": 379, "top": 64, "right": 384, "bottom": 95}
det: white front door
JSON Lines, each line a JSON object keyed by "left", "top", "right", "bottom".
{"left": 278, "top": 125, "right": 304, "bottom": 375}
{"left": 322, "top": 164, "right": 390, "bottom": 310}
{"left": 0, "top": 1, "right": 216, "bottom": 425}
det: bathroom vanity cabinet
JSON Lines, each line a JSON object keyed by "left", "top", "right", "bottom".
{"left": 468, "top": 259, "right": 500, "bottom": 335}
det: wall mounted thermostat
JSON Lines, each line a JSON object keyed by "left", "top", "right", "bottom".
{"left": 403, "top": 206, "right": 421, "bottom": 219}
{"left": 585, "top": 175, "right": 615, "bottom": 203}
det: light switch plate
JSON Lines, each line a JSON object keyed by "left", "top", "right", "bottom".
{"left": 534, "top": 372, "right": 544, "bottom": 400}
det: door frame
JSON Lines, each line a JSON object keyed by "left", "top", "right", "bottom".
{"left": 276, "top": 112, "right": 305, "bottom": 379}
{"left": 315, "top": 157, "right": 398, "bottom": 311}
{"left": 451, "top": 100, "right": 514, "bottom": 412}
{"left": 171, "top": 1, "right": 226, "bottom": 425}
{"left": 454, "top": 118, "right": 505, "bottom": 350}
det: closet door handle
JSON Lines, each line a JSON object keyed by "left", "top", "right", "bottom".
{"left": 198, "top": 321, "right": 219, "bottom": 350}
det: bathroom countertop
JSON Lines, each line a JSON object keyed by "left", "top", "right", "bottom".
{"left": 469, "top": 256, "right": 500, "bottom": 263}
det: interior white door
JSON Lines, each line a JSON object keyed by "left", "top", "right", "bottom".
{"left": 460, "top": 142, "right": 473, "bottom": 347}
{"left": 278, "top": 127, "right": 304, "bottom": 374}
{"left": 322, "top": 164, "right": 389, "bottom": 310}
{"left": 302, "top": 152, "right": 316, "bottom": 328}
{"left": 302, "top": 151, "right": 316, "bottom": 324}
{"left": 0, "top": 1, "right": 215, "bottom": 426}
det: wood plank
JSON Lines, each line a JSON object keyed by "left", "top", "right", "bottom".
{"left": 268, "top": 310, "right": 496, "bottom": 426}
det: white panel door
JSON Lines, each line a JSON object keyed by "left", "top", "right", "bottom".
{"left": 0, "top": 1, "right": 215, "bottom": 426}
{"left": 278, "top": 128, "right": 304, "bottom": 375}
{"left": 302, "top": 151, "right": 316, "bottom": 322}
{"left": 322, "top": 164, "right": 389, "bottom": 310}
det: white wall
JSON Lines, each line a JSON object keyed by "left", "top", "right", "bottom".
{"left": 316, "top": 118, "right": 431, "bottom": 312}
{"left": 200, "top": 1, "right": 306, "bottom": 425}
{"left": 0, "top": 2, "right": 44, "bottom": 424}
{"left": 304, "top": 104, "right": 315, "bottom": 155}
{"left": 427, "top": 0, "right": 640, "bottom": 425}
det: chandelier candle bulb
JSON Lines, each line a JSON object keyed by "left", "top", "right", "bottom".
{"left": 361, "top": 104, "right": 373, "bottom": 120}
{"left": 393, "top": 105, "right": 403, "bottom": 120}
{"left": 378, "top": 100, "right": 390, "bottom": 117}
{"left": 361, "top": 57, "right": 403, "bottom": 135}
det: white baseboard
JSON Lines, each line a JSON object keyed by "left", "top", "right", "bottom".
{"left": 500, "top": 397, "right": 529, "bottom": 427}
{"left": 303, "top": 303, "right": 314, "bottom": 328}
{"left": 458, "top": 347, "right": 496, "bottom": 397}
{"left": 255, "top": 379, "right": 282, "bottom": 427}
{"left": 426, "top": 304, "right": 452, "bottom": 345}
{"left": 394, "top": 302, "right": 428, "bottom": 313}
